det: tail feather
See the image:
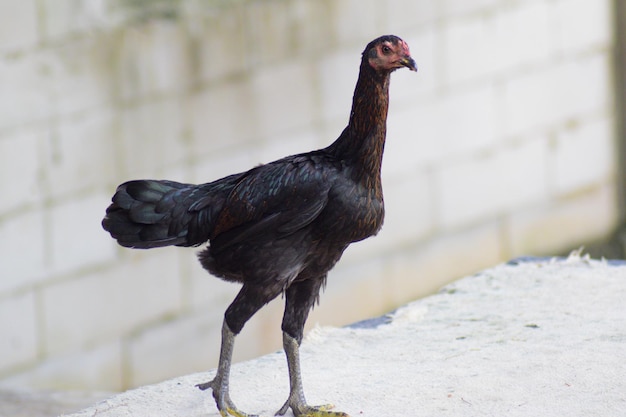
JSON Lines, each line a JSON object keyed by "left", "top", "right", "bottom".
{"left": 126, "top": 180, "right": 174, "bottom": 203}
{"left": 103, "top": 180, "right": 206, "bottom": 249}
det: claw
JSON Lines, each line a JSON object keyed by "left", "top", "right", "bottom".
{"left": 225, "top": 407, "right": 257, "bottom": 417}
{"left": 298, "top": 405, "right": 349, "bottom": 417}
{"left": 197, "top": 378, "right": 257, "bottom": 417}
{"left": 277, "top": 402, "right": 349, "bottom": 417}
{"left": 196, "top": 381, "right": 213, "bottom": 391}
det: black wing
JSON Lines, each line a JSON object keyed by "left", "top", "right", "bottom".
{"left": 209, "top": 155, "right": 334, "bottom": 253}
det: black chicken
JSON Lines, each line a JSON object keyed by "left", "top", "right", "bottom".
{"left": 103, "top": 35, "right": 416, "bottom": 417}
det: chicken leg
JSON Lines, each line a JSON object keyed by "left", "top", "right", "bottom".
{"left": 196, "top": 321, "right": 256, "bottom": 417}
{"left": 276, "top": 332, "right": 348, "bottom": 417}
{"left": 276, "top": 279, "right": 349, "bottom": 417}
{"left": 197, "top": 284, "right": 281, "bottom": 417}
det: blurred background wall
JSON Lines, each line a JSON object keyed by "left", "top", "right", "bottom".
{"left": 0, "top": 0, "right": 622, "bottom": 391}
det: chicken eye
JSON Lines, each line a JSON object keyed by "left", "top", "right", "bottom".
{"left": 382, "top": 45, "right": 391, "bottom": 54}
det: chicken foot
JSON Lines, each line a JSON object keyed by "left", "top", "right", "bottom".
{"left": 197, "top": 321, "right": 256, "bottom": 417}
{"left": 275, "top": 332, "right": 349, "bottom": 417}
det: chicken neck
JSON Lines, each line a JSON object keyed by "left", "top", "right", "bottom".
{"left": 327, "top": 61, "right": 391, "bottom": 182}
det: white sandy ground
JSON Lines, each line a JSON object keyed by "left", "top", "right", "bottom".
{"left": 64, "top": 255, "right": 625, "bottom": 417}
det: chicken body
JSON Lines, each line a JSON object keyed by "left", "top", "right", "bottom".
{"left": 103, "top": 35, "right": 416, "bottom": 417}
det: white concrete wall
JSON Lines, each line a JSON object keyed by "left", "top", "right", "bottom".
{"left": 0, "top": 0, "right": 619, "bottom": 391}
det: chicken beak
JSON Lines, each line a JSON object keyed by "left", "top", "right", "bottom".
{"left": 401, "top": 56, "right": 417, "bottom": 72}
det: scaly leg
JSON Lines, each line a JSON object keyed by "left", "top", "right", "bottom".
{"left": 275, "top": 332, "right": 348, "bottom": 417}
{"left": 197, "top": 284, "right": 281, "bottom": 417}
{"left": 276, "top": 279, "right": 349, "bottom": 417}
{"left": 196, "top": 321, "right": 255, "bottom": 417}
